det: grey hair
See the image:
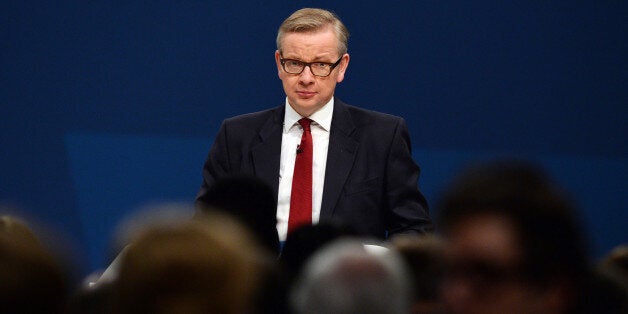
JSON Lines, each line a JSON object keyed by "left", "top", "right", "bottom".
{"left": 276, "top": 8, "right": 349, "bottom": 56}
{"left": 291, "top": 238, "right": 412, "bottom": 314}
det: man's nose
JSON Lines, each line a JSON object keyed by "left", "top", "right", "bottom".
{"left": 299, "top": 65, "right": 316, "bottom": 83}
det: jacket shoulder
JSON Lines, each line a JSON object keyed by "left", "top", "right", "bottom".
{"left": 222, "top": 106, "right": 282, "bottom": 128}
{"left": 339, "top": 101, "right": 405, "bottom": 127}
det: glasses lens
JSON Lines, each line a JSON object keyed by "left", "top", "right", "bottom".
{"left": 310, "top": 63, "right": 331, "bottom": 76}
{"left": 283, "top": 60, "right": 304, "bottom": 74}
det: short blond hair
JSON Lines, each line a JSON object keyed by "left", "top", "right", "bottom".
{"left": 276, "top": 8, "right": 349, "bottom": 56}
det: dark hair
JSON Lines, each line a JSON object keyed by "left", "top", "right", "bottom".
{"left": 195, "top": 175, "right": 279, "bottom": 254}
{"left": 280, "top": 222, "right": 357, "bottom": 283}
{"left": 437, "top": 159, "right": 590, "bottom": 286}
{"left": 391, "top": 235, "right": 444, "bottom": 302}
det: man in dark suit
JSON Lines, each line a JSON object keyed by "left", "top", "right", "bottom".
{"left": 196, "top": 8, "right": 432, "bottom": 245}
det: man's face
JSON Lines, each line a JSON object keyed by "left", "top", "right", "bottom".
{"left": 441, "top": 214, "right": 551, "bottom": 314}
{"left": 275, "top": 27, "right": 349, "bottom": 117}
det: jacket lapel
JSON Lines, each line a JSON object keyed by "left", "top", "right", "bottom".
{"left": 320, "top": 100, "right": 358, "bottom": 221}
{"left": 251, "top": 106, "right": 284, "bottom": 197}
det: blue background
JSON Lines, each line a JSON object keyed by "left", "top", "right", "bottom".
{"left": 2, "top": 1, "right": 626, "bottom": 276}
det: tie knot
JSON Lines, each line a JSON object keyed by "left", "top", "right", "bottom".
{"left": 298, "top": 118, "right": 312, "bottom": 131}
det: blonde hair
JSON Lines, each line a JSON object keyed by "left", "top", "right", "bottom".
{"left": 117, "top": 214, "right": 266, "bottom": 314}
{"left": 276, "top": 8, "right": 349, "bottom": 56}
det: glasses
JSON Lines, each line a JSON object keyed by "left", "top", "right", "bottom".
{"left": 280, "top": 56, "right": 343, "bottom": 77}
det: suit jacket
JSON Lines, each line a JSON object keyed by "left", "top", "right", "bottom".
{"left": 196, "top": 99, "right": 433, "bottom": 239}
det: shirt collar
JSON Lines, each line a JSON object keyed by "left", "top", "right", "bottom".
{"left": 283, "top": 97, "right": 334, "bottom": 133}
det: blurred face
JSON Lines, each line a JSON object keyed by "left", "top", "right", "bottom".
{"left": 441, "top": 214, "right": 551, "bottom": 314}
{"left": 275, "top": 27, "right": 349, "bottom": 117}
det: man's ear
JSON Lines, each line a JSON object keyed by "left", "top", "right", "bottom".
{"left": 336, "top": 53, "right": 350, "bottom": 83}
{"left": 275, "top": 50, "right": 283, "bottom": 77}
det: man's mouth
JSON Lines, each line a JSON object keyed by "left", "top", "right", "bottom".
{"left": 296, "top": 91, "right": 316, "bottom": 98}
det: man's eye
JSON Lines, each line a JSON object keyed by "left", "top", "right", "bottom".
{"left": 313, "top": 63, "right": 330, "bottom": 69}
{"left": 286, "top": 60, "right": 302, "bottom": 67}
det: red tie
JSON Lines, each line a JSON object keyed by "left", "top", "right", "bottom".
{"left": 288, "top": 118, "right": 313, "bottom": 235}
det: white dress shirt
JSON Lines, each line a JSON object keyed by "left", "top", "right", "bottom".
{"left": 276, "top": 97, "right": 333, "bottom": 241}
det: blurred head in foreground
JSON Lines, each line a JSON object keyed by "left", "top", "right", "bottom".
{"left": 593, "top": 244, "right": 628, "bottom": 313}
{"left": 281, "top": 222, "right": 357, "bottom": 283}
{"left": 437, "top": 159, "right": 590, "bottom": 314}
{"left": 116, "top": 211, "right": 266, "bottom": 314}
{"left": 599, "top": 244, "right": 628, "bottom": 289}
{"left": 0, "top": 215, "right": 68, "bottom": 313}
{"left": 291, "top": 238, "right": 412, "bottom": 314}
{"left": 391, "top": 234, "right": 445, "bottom": 314}
{"left": 195, "top": 175, "right": 280, "bottom": 255}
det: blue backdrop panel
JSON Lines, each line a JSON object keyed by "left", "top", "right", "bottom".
{"left": 2, "top": 1, "right": 626, "bottom": 276}
{"left": 65, "top": 133, "right": 209, "bottom": 270}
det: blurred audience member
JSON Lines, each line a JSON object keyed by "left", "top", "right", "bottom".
{"left": 587, "top": 244, "right": 628, "bottom": 314}
{"left": 115, "top": 211, "right": 267, "bottom": 314}
{"left": 194, "top": 175, "right": 280, "bottom": 255}
{"left": 0, "top": 215, "right": 69, "bottom": 313}
{"left": 70, "top": 203, "right": 194, "bottom": 313}
{"left": 599, "top": 244, "right": 628, "bottom": 290}
{"left": 111, "top": 202, "right": 195, "bottom": 261}
{"left": 291, "top": 238, "right": 412, "bottom": 314}
{"left": 281, "top": 222, "right": 356, "bottom": 284}
{"left": 437, "top": 159, "right": 590, "bottom": 314}
{"left": 391, "top": 234, "right": 445, "bottom": 314}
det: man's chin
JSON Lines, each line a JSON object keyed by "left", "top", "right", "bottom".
{"left": 289, "top": 101, "right": 324, "bottom": 116}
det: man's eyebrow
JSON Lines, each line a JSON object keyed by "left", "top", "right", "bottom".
{"left": 312, "top": 54, "right": 336, "bottom": 62}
